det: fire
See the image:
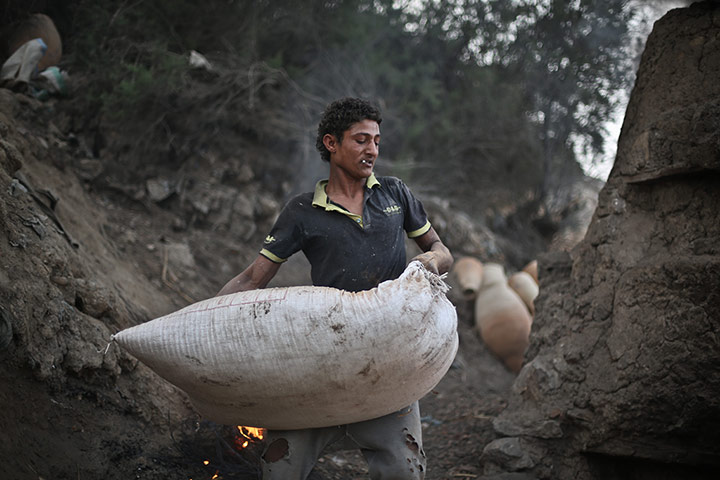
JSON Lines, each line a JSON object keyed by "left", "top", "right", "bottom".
{"left": 235, "top": 426, "right": 266, "bottom": 449}
{"left": 198, "top": 427, "right": 265, "bottom": 478}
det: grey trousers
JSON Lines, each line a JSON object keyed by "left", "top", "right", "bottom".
{"left": 261, "top": 402, "right": 426, "bottom": 480}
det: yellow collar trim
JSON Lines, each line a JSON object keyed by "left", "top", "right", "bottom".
{"left": 311, "top": 174, "right": 379, "bottom": 227}
{"left": 312, "top": 173, "right": 380, "bottom": 210}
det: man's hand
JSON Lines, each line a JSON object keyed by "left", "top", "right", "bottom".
{"left": 412, "top": 227, "right": 453, "bottom": 275}
{"left": 411, "top": 251, "right": 440, "bottom": 274}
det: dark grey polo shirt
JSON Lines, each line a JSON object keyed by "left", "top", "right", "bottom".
{"left": 260, "top": 174, "right": 431, "bottom": 292}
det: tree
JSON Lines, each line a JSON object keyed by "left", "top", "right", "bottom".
{"left": 423, "top": 0, "right": 636, "bottom": 199}
{"left": 508, "top": 0, "right": 634, "bottom": 198}
{"left": 47, "top": 0, "right": 639, "bottom": 211}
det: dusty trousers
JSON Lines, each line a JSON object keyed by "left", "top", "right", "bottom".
{"left": 261, "top": 402, "right": 426, "bottom": 480}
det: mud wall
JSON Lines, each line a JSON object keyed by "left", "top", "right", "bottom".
{"left": 0, "top": 89, "right": 200, "bottom": 478}
{"left": 483, "top": 3, "right": 720, "bottom": 479}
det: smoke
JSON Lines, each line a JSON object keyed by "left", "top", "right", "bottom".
{"left": 276, "top": 47, "right": 408, "bottom": 198}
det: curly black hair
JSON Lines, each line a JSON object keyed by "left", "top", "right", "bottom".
{"left": 315, "top": 97, "right": 382, "bottom": 162}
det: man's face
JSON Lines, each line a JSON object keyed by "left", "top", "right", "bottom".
{"left": 330, "top": 119, "right": 380, "bottom": 179}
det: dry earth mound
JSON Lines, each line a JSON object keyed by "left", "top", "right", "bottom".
{"left": 485, "top": 3, "right": 720, "bottom": 479}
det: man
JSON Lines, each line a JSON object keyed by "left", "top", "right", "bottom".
{"left": 217, "top": 97, "right": 453, "bottom": 479}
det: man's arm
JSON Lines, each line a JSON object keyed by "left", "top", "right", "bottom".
{"left": 216, "top": 255, "right": 281, "bottom": 296}
{"left": 411, "top": 227, "right": 454, "bottom": 275}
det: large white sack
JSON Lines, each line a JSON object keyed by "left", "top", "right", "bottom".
{"left": 113, "top": 261, "right": 458, "bottom": 429}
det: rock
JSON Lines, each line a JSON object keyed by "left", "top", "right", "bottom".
{"left": 0, "top": 112, "right": 12, "bottom": 140}
{"left": 0, "top": 139, "right": 23, "bottom": 175}
{"left": 493, "top": 415, "right": 563, "bottom": 440}
{"left": 547, "top": 177, "right": 603, "bottom": 252}
{"left": 0, "top": 306, "right": 13, "bottom": 350}
{"left": 50, "top": 275, "right": 69, "bottom": 286}
{"left": 229, "top": 220, "right": 257, "bottom": 241}
{"left": 170, "top": 216, "right": 187, "bottom": 232}
{"left": 480, "top": 474, "right": 538, "bottom": 480}
{"left": 164, "top": 241, "right": 198, "bottom": 279}
{"left": 483, "top": 437, "right": 536, "bottom": 473}
{"left": 233, "top": 192, "right": 255, "bottom": 218}
{"left": 423, "top": 197, "right": 503, "bottom": 260}
{"left": 255, "top": 193, "right": 279, "bottom": 218}
{"left": 73, "top": 279, "right": 112, "bottom": 318}
{"left": 74, "top": 158, "right": 104, "bottom": 181}
{"left": 236, "top": 163, "right": 254, "bottom": 183}
{"left": 146, "top": 177, "right": 175, "bottom": 202}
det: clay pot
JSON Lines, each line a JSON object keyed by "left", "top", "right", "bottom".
{"left": 452, "top": 256, "right": 484, "bottom": 299}
{"left": 521, "top": 259, "right": 538, "bottom": 284}
{"left": 5, "top": 14, "right": 62, "bottom": 71}
{"left": 474, "top": 263, "right": 532, "bottom": 373}
{"left": 508, "top": 271, "right": 539, "bottom": 316}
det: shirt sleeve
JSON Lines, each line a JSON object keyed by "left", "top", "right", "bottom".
{"left": 259, "top": 196, "right": 304, "bottom": 263}
{"left": 393, "top": 178, "right": 431, "bottom": 238}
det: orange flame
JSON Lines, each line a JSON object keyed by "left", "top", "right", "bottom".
{"left": 235, "top": 426, "right": 266, "bottom": 449}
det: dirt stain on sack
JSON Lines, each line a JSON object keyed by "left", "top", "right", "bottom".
{"left": 184, "top": 354, "right": 204, "bottom": 365}
{"left": 357, "top": 359, "right": 382, "bottom": 384}
{"left": 198, "top": 375, "right": 231, "bottom": 387}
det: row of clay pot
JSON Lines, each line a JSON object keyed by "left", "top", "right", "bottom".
{"left": 452, "top": 257, "right": 538, "bottom": 373}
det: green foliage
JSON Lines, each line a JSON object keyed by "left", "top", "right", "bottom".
{"left": 58, "top": 0, "right": 260, "bottom": 121}
{"left": 100, "top": 47, "right": 186, "bottom": 122}
{"left": 446, "top": 0, "right": 634, "bottom": 195}
{"left": 57, "top": 1, "right": 182, "bottom": 119}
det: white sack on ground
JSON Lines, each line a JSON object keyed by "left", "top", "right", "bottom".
{"left": 0, "top": 38, "right": 46, "bottom": 84}
{"left": 113, "top": 261, "right": 458, "bottom": 429}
